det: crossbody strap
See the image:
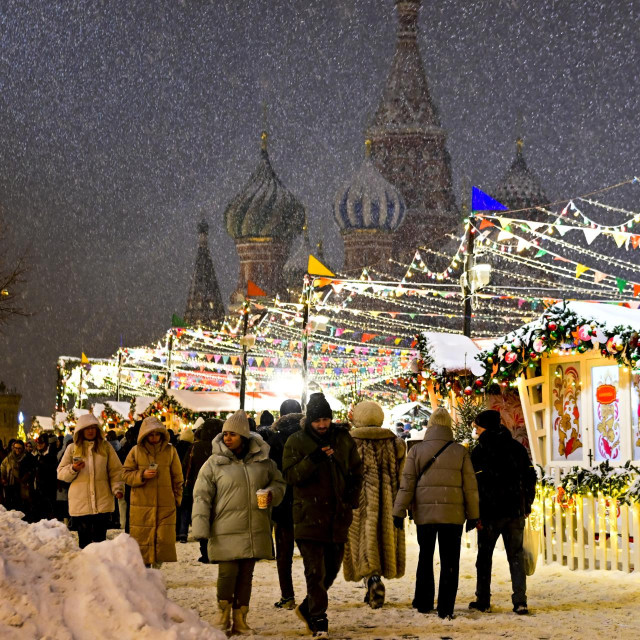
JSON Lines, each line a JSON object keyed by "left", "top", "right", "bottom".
{"left": 415, "top": 440, "right": 454, "bottom": 485}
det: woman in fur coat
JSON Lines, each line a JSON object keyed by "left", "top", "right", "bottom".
{"left": 343, "top": 400, "right": 406, "bottom": 608}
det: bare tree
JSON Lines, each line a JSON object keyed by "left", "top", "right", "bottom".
{"left": 0, "top": 223, "right": 29, "bottom": 328}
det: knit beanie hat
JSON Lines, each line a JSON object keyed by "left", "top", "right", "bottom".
{"left": 305, "top": 392, "right": 333, "bottom": 423}
{"left": 474, "top": 409, "right": 501, "bottom": 432}
{"left": 77, "top": 414, "right": 100, "bottom": 430}
{"left": 427, "top": 407, "right": 452, "bottom": 429}
{"left": 280, "top": 399, "right": 302, "bottom": 416}
{"left": 259, "top": 410, "right": 274, "bottom": 427}
{"left": 222, "top": 410, "right": 251, "bottom": 438}
{"left": 352, "top": 400, "right": 384, "bottom": 428}
{"left": 179, "top": 428, "right": 195, "bottom": 443}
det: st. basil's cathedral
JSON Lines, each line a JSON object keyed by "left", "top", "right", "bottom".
{"left": 183, "top": 0, "right": 549, "bottom": 328}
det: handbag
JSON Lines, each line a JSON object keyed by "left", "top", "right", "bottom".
{"left": 522, "top": 515, "right": 540, "bottom": 576}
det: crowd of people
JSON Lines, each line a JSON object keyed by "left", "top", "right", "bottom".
{"left": 0, "top": 396, "right": 537, "bottom": 638}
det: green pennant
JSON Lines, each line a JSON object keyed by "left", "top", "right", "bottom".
{"left": 616, "top": 277, "right": 627, "bottom": 294}
{"left": 171, "top": 314, "right": 186, "bottom": 328}
{"left": 535, "top": 249, "right": 547, "bottom": 258}
{"left": 409, "top": 313, "right": 416, "bottom": 320}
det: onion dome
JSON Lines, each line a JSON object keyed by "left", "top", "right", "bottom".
{"left": 334, "top": 141, "right": 406, "bottom": 232}
{"left": 224, "top": 132, "right": 305, "bottom": 241}
{"left": 493, "top": 138, "right": 548, "bottom": 211}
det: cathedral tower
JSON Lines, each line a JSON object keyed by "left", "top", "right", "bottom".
{"left": 365, "top": 0, "right": 458, "bottom": 258}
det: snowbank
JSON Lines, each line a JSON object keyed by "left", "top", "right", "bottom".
{"left": 0, "top": 507, "right": 223, "bottom": 640}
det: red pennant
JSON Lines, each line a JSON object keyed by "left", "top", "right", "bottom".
{"left": 361, "top": 333, "right": 377, "bottom": 343}
{"left": 479, "top": 218, "right": 496, "bottom": 230}
{"left": 632, "top": 235, "right": 640, "bottom": 249}
{"left": 247, "top": 280, "right": 267, "bottom": 297}
{"left": 634, "top": 283, "right": 640, "bottom": 298}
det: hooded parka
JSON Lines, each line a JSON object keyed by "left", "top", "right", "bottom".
{"left": 57, "top": 421, "right": 123, "bottom": 517}
{"left": 393, "top": 423, "right": 479, "bottom": 525}
{"left": 122, "top": 418, "right": 184, "bottom": 564}
{"left": 191, "top": 432, "right": 286, "bottom": 562}
{"left": 343, "top": 424, "right": 407, "bottom": 582}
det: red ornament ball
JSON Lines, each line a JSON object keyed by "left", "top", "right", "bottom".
{"left": 475, "top": 378, "right": 483, "bottom": 387}
{"left": 548, "top": 321, "right": 557, "bottom": 331}
{"left": 463, "top": 386, "right": 473, "bottom": 396}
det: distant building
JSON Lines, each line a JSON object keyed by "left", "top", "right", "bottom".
{"left": 184, "top": 219, "right": 225, "bottom": 328}
{"left": 0, "top": 383, "right": 21, "bottom": 445}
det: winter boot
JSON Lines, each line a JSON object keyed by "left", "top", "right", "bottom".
{"left": 231, "top": 606, "right": 255, "bottom": 635}
{"left": 311, "top": 614, "right": 329, "bottom": 638}
{"left": 295, "top": 599, "right": 315, "bottom": 635}
{"left": 215, "top": 600, "right": 232, "bottom": 633}
{"left": 366, "top": 576, "right": 385, "bottom": 609}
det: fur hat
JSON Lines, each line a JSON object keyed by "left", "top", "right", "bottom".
{"left": 76, "top": 414, "right": 100, "bottom": 430}
{"left": 280, "top": 399, "right": 302, "bottom": 416}
{"left": 222, "top": 410, "right": 251, "bottom": 438}
{"left": 427, "top": 407, "right": 452, "bottom": 429}
{"left": 305, "top": 393, "right": 333, "bottom": 423}
{"left": 474, "top": 409, "right": 501, "bottom": 432}
{"left": 352, "top": 400, "right": 384, "bottom": 428}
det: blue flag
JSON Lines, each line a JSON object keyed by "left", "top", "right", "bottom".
{"left": 472, "top": 186, "right": 508, "bottom": 212}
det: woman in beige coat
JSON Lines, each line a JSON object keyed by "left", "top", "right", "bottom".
{"left": 57, "top": 414, "right": 124, "bottom": 548}
{"left": 122, "top": 416, "right": 183, "bottom": 567}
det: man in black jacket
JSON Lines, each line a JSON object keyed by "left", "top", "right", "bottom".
{"left": 283, "top": 393, "right": 363, "bottom": 638}
{"left": 469, "top": 410, "right": 537, "bottom": 615}
{"left": 32, "top": 434, "right": 59, "bottom": 521}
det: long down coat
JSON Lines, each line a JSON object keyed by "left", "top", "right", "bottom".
{"left": 122, "top": 421, "right": 183, "bottom": 564}
{"left": 191, "top": 432, "right": 286, "bottom": 562}
{"left": 343, "top": 426, "right": 406, "bottom": 582}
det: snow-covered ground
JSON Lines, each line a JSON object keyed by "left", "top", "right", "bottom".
{"left": 163, "top": 524, "right": 640, "bottom": 640}
{"left": 2, "top": 505, "right": 639, "bottom": 640}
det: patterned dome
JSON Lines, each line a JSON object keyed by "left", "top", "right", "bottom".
{"left": 334, "top": 143, "right": 406, "bottom": 232}
{"left": 224, "top": 133, "right": 305, "bottom": 241}
{"left": 493, "top": 140, "right": 548, "bottom": 211}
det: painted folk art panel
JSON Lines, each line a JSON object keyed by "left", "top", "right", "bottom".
{"left": 591, "top": 365, "right": 621, "bottom": 462}
{"left": 551, "top": 363, "right": 583, "bottom": 462}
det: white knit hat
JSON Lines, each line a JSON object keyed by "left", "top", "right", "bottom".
{"left": 222, "top": 410, "right": 251, "bottom": 438}
{"left": 352, "top": 400, "right": 385, "bottom": 428}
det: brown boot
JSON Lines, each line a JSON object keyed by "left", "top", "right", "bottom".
{"left": 231, "top": 606, "right": 255, "bottom": 635}
{"left": 215, "top": 600, "right": 232, "bottom": 633}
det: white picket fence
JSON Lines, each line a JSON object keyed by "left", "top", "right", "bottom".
{"left": 541, "top": 493, "right": 640, "bottom": 572}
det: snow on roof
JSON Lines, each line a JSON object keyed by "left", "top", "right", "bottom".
{"left": 562, "top": 301, "right": 640, "bottom": 331}
{"left": 35, "top": 416, "right": 54, "bottom": 430}
{"left": 421, "top": 331, "right": 485, "bottom": 376}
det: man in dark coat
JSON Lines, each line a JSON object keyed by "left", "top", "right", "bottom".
{"left": 31, "top": 434, "right": 59, "bottom": 520}
{"left": 469, "top": 409, "right": 537, "bottom": 615}
{"left": 182, "top": 417, "right": 223, "bottom": 560}
{"left": 268, "top": 399, "right": 303, "bottom": 610}
{"left": 256, "top": 410, "right": 275, "bottom": 445}
{"left": 283, "top": 393, "right": 363, "bottom": 638}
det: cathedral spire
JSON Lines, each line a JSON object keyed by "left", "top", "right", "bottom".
{"left": 184, "top": 218, "right": 225, "bottom": 328}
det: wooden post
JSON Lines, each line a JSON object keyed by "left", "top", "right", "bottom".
{"left": 597, "top": 493, "right": 607, "bottom": 570}
{"left": 576, "top": 495, "right": 586, "bottom": 570}
{"left": 586, "top": 494, "right": 597, "bottom": 570}
{"left": 610, "top": 497, "right": 619, "bottom": 571}
{"left": 632, "top": 503, "right": 640, "bottom": 572}
{"left": 620, "top": 502, "right": 630, "bottom": 573}
{"left": 301, "top": 274, "right": 312, "bottom": 410}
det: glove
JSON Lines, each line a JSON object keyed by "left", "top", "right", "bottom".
{"left": 393, "top": 516, "right": 404, "bottom": 530}
{"left": 465, "top": 518, "right": 479, "bottom": 532}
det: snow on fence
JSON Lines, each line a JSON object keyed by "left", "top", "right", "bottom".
{"left": 541, "top": 491, "right": 640, "bottom": 572}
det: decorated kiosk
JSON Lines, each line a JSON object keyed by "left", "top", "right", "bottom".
{"left": 474, "top": 301, "right": 640, "bottom": 572}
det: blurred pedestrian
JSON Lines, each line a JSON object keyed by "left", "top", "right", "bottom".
{"left": 57, "top": 415, "right": 124, "bottom": 548}
{"left": 32, "top": 433, "right": 59, "bottom": 520}
{"left": 192, "top": 410, "right": 286, "bottom": 635}
{"left": 1, "top": 439, "right": 35, "bottom": 517}
{"left": 122, "top": 416, "right": 183, "bottom": 567}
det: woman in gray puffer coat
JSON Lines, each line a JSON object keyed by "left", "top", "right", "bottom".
{"left": 393, "top": 407, "right": 479, "bottom": 620}
{"left": 192, "top": 410, "right": 286, "bottom": 636}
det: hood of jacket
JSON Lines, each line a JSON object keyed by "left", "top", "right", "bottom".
{"left": 211, "top": 431, "right": 269, "bottom": 464}
{"left": 423, "top": 423, "right": 455, "bottom": 443}
{"left": 137, "top": 418, "right": 170, "bottom": 444}
{"left": 73, "top": 421, "right": 105, "bottom": 445}
{"left": 272, "top": 412, "right": 303, "bottom": 436}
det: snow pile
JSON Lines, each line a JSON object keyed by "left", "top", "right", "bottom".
{"left": 0, "top": 507, "right": 223, "bottom": 640}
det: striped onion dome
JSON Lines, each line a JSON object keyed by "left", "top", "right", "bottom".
{"left": 334, "top": 141, "right": 406, "bottom": 232}
{"left": 224, "top": 132, "right": 305, "bottom": 241}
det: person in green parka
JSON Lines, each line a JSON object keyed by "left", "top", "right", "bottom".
{"left": 283, "top": 393, "right": 363, "bottom": 639}
{"left": 192, "top": 410, "right": 286, "bottom": 636}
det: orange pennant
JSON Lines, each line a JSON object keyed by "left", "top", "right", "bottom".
{"left": 479, "top": 218, "right": 496, "bottom": 230}
{"left": 247, "top": 280, "right": 267, "bottom": 297}
{"left": 634, "top": 283, "right": 640, "bottom": 298}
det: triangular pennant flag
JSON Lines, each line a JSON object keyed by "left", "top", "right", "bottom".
{"left": 499, "top": 218, "right": 513, "bottom": 229}
{"left": 471, "top": 186, "right": 508, "bottom": 212}
{"left": 497, "top": 230, "right": 514, "bottom": 241}
{"left": 247, "top": 280, "right": 267, "bottom": 297}
{"left": 307, "top": 255, "right": 335, "bottom": 277}
{"left": 555, "top": 224, "right": 570, "bottom": 236}
{"left": 628, "top": 301, "right": 640, "bottom": 309}
{"left": 633, "top": 284, "right": 640, "bottom": 298}
{"left": 593, "top": 271, "right": 607, "bottom": 284}
{"left": 479, "top": 218, "right": 495, "bottom": 230}
{"left": 516, "top": 238, "right": 530, "bottom": 252}
{"left": 534, "top": 249, "right": 548, "bottom": 258}
{"left": 81, "top": 352, "right": 89, "bottom": 364}
{"left": 582, "top": 228, "right": 601, "bottom": 245}
{"left": 616, "top": 277, "right": 627, "bottom": 294}
{"left": 575, "top": 264, "right": 589, "bottom": 279}
{"left": 612, "top": 232, "right": 628, "bottom": 248}
{"left": 527, "top": 221, "right": 546, "bottom": 232}
{"left": 171, "top": 314, "right": 186, "bottom": 327}
{"left": 631, "top": 235, "right": 640, "bottom": 249}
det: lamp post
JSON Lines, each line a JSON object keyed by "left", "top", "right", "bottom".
{"left": 462, "top": 214, "right": 476, "bottom": 338}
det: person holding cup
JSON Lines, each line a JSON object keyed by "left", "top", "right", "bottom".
{"left": 122, "top": 416, "right": 183, "bottom": 568}
{"left": 57, "top": 414, "right": 124, "bottom": 548}
{"left": 192, "top": 410, "right": 286, "bottom": 636}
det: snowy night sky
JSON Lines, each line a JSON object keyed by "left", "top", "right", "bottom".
{"left": 0, "top": 0, "right": 637, "bottom": 418}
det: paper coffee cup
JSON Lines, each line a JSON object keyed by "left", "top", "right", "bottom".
{"left": 149, "top": 462, "right": 158, "bottom": 470}
{"left": 256, "top": 489, "right": 270, "bottom": 509}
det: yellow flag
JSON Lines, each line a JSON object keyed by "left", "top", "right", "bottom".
{"left": 307, "top": 255, "right": 335, "bottom": 277}
{"left": 81, "top": 352, "right": 89, "bottom": 364}
{"left": 575, "top": 264, "right": 589, "bottom": 279}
